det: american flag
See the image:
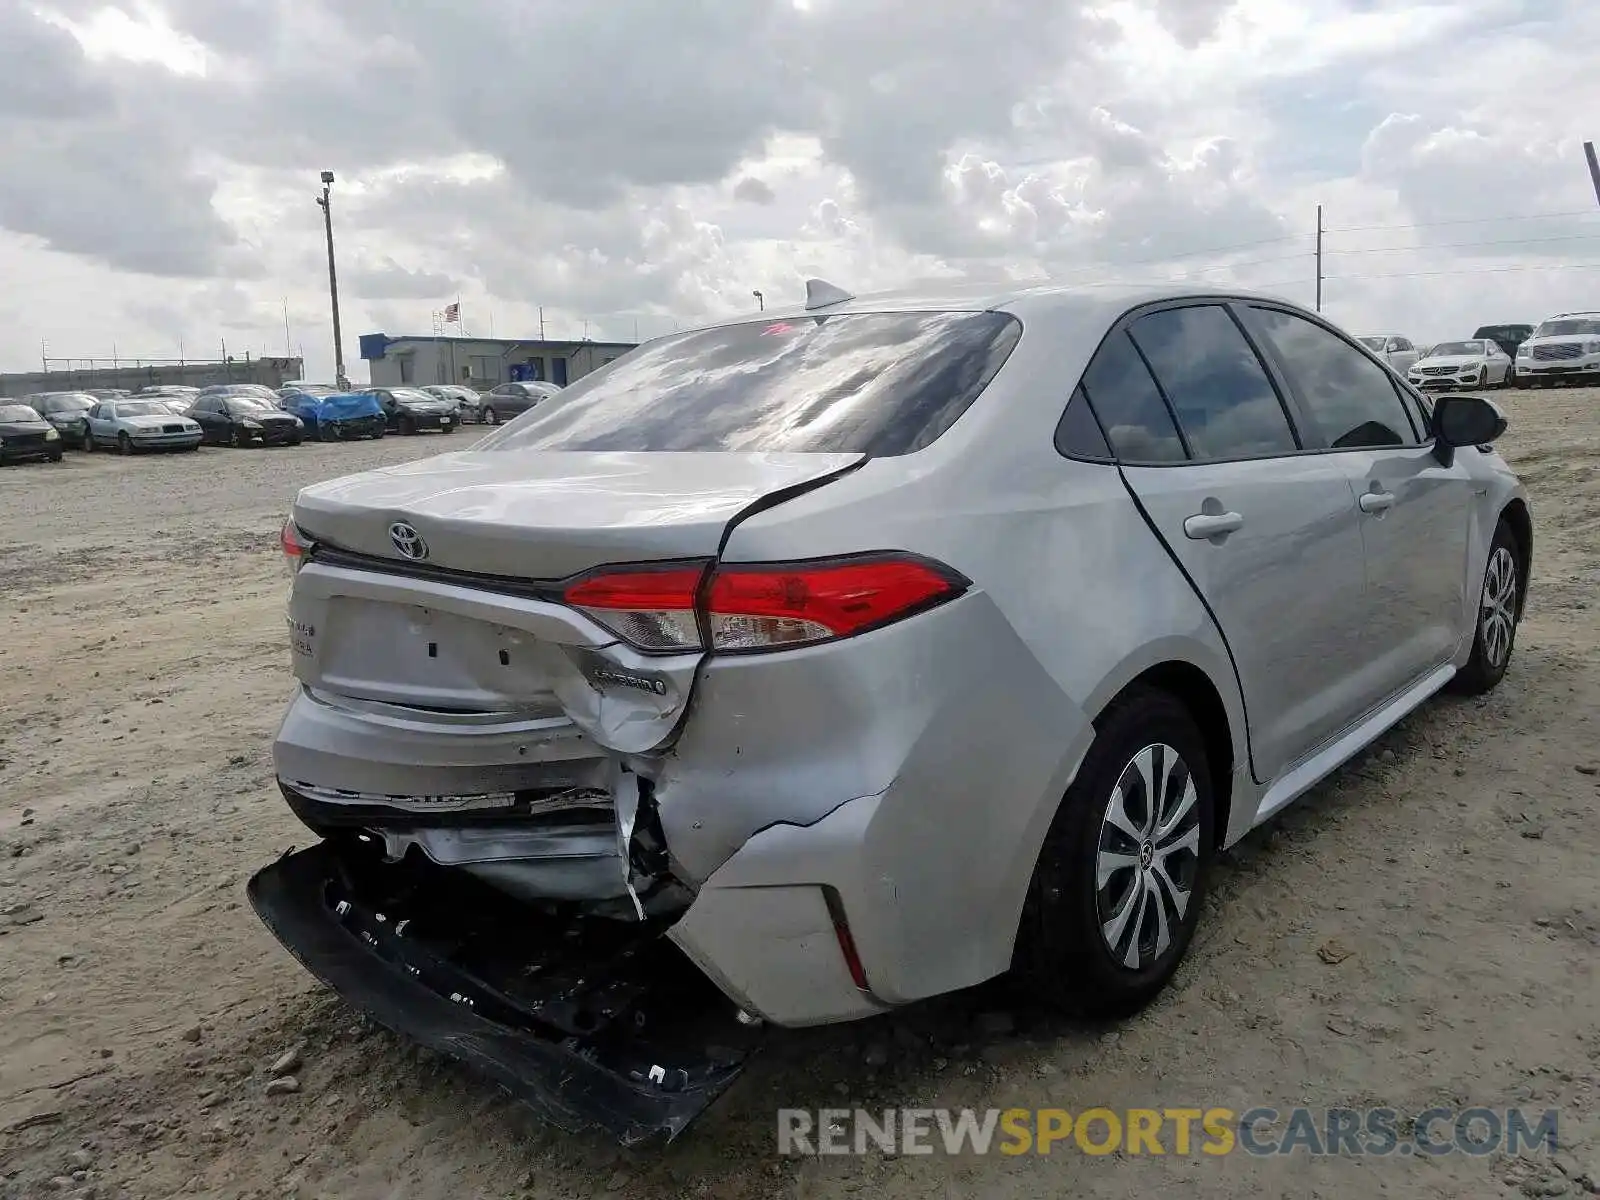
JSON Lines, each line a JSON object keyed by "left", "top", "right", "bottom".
{"left": 443, "top": 302, "right": 460, "bottom": 323}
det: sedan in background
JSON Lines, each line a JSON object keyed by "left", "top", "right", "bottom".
{"left": 371, "top": 388, "right": 457, "bottom": 435}
{"left": 188, "top": 394, "right": 305, "bottom": 447}
{"left": 1407, "top": 339, "right": 1514, "bottom": 391}
{"left": 422, "top": 385, "right": 482, "bottom": 423}
{"left": 24, "top": 392, "right": 95, "bottom": 448}
{"left": 1357, "top": 335, "right": 1422, "bottom": 375}
{"left": 83, "top": 389, "right": 132, "bottom": 401}
{"left": 83, "top": 399, "right": 202, "bottom": 454}
{"left": 0, "top": 403, "right": 64, "bottom": 465}
{"left": 479, "top": 380, "right": 559, "bottom": 425}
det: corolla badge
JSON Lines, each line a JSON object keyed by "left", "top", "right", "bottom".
{"left": 389, "top": 521, "right": 429, "bottom": 560}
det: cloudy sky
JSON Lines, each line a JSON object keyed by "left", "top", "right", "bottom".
{"left": 2, "top": 0, "right": 1596, "bottom": 381}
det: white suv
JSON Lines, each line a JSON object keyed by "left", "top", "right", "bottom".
{"left": 1516, "top": 312, "right": 1600, "bottom": 387}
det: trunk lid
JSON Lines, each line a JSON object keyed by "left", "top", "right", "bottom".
{"left": 291, "top": 449, "right": 863, "bottom": 579}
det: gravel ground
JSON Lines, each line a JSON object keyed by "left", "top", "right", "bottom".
{"left": 0, "top": 396, "right": 1596, "bottom": 1200}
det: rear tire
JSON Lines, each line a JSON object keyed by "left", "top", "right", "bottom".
{"left": 318, "top": 423, "right": 339, "bottom": 443}
{"left": 230, "top": 426, "right": 245, "bottom": 448}
{"left": 399, "top": 415, "right": 416, "bottom": 436}
{"left": 1449, "top": 521, "right": 1522, "bottom": 696}
{"left": 1013, "top": 688, "right": 1214, "bottom": 1017}
{"left": 83, "top": 432, "right": 95, "bottom": 453}
{"left": 48, "top": 450, "right": 63, "bottom": 463}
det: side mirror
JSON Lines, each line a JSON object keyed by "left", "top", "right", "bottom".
{"left": 1432, "top": 394, "right": 1507, "bottom": 465}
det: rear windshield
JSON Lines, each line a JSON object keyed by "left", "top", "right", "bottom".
{"left": 1535, "top": 318, "right": 1600, "bottom": 337}
{"left": 479, "top": 311, "right": 1023, "bottom": 456}
{"left": 1358, "top": 337, "right": 1385, "bottom": 351}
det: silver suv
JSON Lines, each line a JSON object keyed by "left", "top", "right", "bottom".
{"left": 251, "top": 283, "right": 1530, "bottom": 1144}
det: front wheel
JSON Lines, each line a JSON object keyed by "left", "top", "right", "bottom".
{"left": 318, "top": 423, "right": 339, "bottom": 442}
{"left": 1450, "top": 522, "right": 1522, "bottom": 695}
{"left": 117, "top": 432, "right": 133, "bottom": 455}
{"left": 1013, "top": 689, "right": 1213, "bottom": 1017}
{"left": 483, "top": 407, "right": 498, "bottom": 426}
{"left": 48, "top": 450, "right": 63, "bottom": 463}
{"left": 230, "top": 426, "right": 246, "bottom": 448}
{"left": 372, "top": 424, "right": 385, "bottom": 440}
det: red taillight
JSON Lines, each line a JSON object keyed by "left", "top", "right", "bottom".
{"left": 280, "top": 519, "right": 310, "bottom": 575}
{"left": 705, "top": 554, "right": 964, "bottom": 651}
{"left": 563, "top": 553, "right": 965, "bottom": 654}
{"left": 564, "top": 565, "right": 706, "bottom": 653}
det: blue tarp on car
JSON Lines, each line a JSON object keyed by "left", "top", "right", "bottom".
{"left": 284, "top": 391, "right": 383, "bottom": 423}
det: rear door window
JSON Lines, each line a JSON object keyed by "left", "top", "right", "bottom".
{"left": 1247, "top": 307, "right": 1420, "bottom": 448}
{"left": 1067, "top": 330, "right": 1187, "bottom": 463}
{"left": 481, "top": 311, "right": 1023, "bottom": 456}
{"left": 1128, "top": 305, "right": 1299, "bottom": 461}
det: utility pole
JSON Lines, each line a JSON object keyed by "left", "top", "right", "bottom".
{"left": 752, "top": 289, "right": 764, "bottom": 311}
{"left": 538, "top": 306, "right": 546, "bottom": 340}
{"left": 315, "top": 171, "right": 346, "bottom": 388}
{"left": 1585, "top": 142, "right": 1600, "bottom": 209}
{"left": 1315, "top": 204, "right": 1323, "bottom": 313}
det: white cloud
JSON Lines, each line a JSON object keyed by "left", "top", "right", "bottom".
{"left": 3, "top": 0, "right": 1599, "bottom": 379}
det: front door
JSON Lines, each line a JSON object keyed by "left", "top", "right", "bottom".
{"left": 1240, "top": 305, "right": 1474, "bottom": 708}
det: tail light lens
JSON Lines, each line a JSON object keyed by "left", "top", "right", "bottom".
{"left": 705, "top": 555, "right": 965, "bottom": 651}
{"left": 564, "top": 566, "right": 706, "bottom": 652}
{"left": 280, "top": 519, "right": 311, "bottom": 577}
{"left": 563, "top": 554, "right": 966, "bottom": 654}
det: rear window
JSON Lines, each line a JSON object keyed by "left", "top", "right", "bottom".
{"left": 479, "top": 311, "right": 1023, "bottom": 456}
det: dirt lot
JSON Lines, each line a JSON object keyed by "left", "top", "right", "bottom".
{"left": 1, "top": 395, "right": 1597, "bottom": 1200}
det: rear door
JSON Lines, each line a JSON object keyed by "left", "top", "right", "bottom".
{"left": 1243, "top": 305, "right": 1473, "bottom": 702}
{"left": 1088, "top": 303, "right": 1370, "bottom": 783}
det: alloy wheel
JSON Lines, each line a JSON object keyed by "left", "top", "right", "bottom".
{"left": 1480, "top": 545, "right": 1518, "bottom": 669}
{"left": 1095, "top": 743, "right": 1202, "bottom": 971}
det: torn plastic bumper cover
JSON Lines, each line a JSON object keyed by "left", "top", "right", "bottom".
{"left": 246, "top": 838, "right": 764, "bottom": 1145}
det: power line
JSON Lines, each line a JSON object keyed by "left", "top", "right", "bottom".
{"left": 1325, "top": 207, "right": 1600, "bottom": 233}
{"left": 1331, "top": 231, "right": 1600, "bottom": 255}
{"left": 1323, "top": 261, "right": 1600, "bottom": 283}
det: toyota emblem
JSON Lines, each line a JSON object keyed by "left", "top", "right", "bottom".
{"left": 389, "top": 521, "right": 429, "bottom": 560}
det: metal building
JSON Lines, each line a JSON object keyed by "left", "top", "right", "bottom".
{"left": 358, "top": 334, "right": 637, "bottom": 390}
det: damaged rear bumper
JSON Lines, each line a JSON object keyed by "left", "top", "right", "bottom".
{"left": 246, "top": 838, "right": 763, "bottom": 1146}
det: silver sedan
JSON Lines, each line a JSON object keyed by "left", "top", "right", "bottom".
{"left": 251, "top": 282, "right": 1529, "bottom": 1142}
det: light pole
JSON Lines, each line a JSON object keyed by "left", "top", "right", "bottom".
{"left": 752, "top": 289, "right": 764, "bottom": 312}
{"left": 315, "top": 171, "right": 347, "bottom": 388}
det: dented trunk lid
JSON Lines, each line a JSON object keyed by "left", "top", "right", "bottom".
{"left": 290, "top": 449, "right": 864, "bottom": 579}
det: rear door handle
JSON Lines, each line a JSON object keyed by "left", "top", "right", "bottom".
{"left": 1183, "top": 511, "right": 1244, "bottom": 540}
{"left": 1358, "top": 489, "right": 1395, "bottom": 514}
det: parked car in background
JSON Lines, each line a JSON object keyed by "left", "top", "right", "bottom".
{"left": 255, "top": 283, "right": 1530, "bottom": 1144}
{"left": 479, "top": 380, "right": 559, "bottom": 425}
{"left": 1357, "top": 335, "right": 1422, "bottom": 375}
{"left": 1515, "top": 312, "right": 1600, "bottom": 387}
{"left": 1406, "top": 339, "right": 1514, "bottom": 391}
{"left": 83, "top": 389, "right": 131, "bottom": 400}
{"left": 188, "top": 394, "right": 305, "bottom": 447}
{"left": 422, "top": 385, "right": 481, "bottom": 423}
{"left": 23, "top": 392, "right": 94, "bottom": 448}
{"left": 139, "top": 385, "right": 200, "bottom": 399}
{"left": 0, "top": 402, "right": 64, "bottom": 465}
{"left": 83, "top": 399, "right": 202, "bottom": 454}
{"left": 369, "top": 388, "right": 458, "bottom": 435}
{"left": 1472, "top": 324, "right": 1533, "bottom": 362}
{"left": 281, "top": 389, "right": 386, "bottom": 441}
